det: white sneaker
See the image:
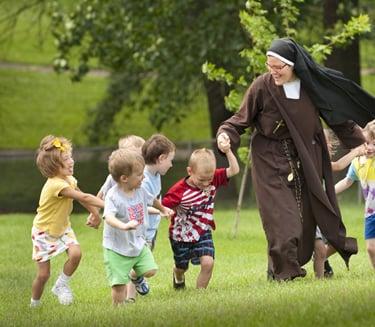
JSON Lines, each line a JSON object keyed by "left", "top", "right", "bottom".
{"left": 52, "top": 284, "right": 73, "bottom": 305}
{"left": 30, "top": 299, "right": 41, "bottom": 308}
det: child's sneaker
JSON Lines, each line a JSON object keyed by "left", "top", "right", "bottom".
{"left": 52, "top": 284, "right": 73, "bottom": 305}
{"left": 173, "top": 272, "right": 185, "bottom": 290}
{"left": 30, "top": 299, "right": 41, "bottom": 308}
{"left": 130, "top": 276, "right": 150, "bottom": 295}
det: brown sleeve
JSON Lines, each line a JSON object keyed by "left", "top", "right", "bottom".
{"left": 216, "top": 77, "right": 263, "bottom": 151}
{"left": 329, "top": 120, "right": 365, "bottom": 149}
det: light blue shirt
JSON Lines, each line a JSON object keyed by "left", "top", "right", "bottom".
{"left": 346, "top": 162, "right": 358, "bottom": 181}
{"left": 143, "top": 167, "right": 162, "bottom": 242}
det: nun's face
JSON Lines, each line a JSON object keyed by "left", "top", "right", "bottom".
{"left": 266, "top": 56, "right": 296, "bottom": 85}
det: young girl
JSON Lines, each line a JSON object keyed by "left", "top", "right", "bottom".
{"left": 313, "top": 129, "right": 366, "bottom": 278}
{"left": 30, "top": 135, "right": 104, "bottom": 307}
{"left": 335, "top": 121, "right": 375, "bottom": 270}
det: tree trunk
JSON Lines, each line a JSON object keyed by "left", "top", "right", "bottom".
{"left": 204, "top": 78, "right": 239, "bottom": 201}
{"left": 204, "top": 79, "right": 233, "bottom": 139}
{"left": 323, "top": 0, "right": 361, "bottom": 84}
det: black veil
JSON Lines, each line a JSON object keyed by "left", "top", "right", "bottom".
{"left": 268, "top": 38, "right": 375, "bottom": 127}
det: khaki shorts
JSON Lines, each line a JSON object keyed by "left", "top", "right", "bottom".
{"left": 103, "top": 246, "right": 158, "bottom": 286}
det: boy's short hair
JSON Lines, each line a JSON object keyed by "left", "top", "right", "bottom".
{"left": 142, "top": 134, "right": 176, "bottom": 165}
{"left": 118, "top": 135, "right": 145, "bottom": 150}
{"left": 108, "top": 148, "right": 145, "bottom": 182}
{"left": 36, "top": 135, "right": 72, "bottom": 178}
{"left": 188, "top": 148, "right": 216, "bottom": 172}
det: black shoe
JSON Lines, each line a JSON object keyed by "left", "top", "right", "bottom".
{"left": 267, "top": 269, "right": 275, "bottom": 281}
{"left": 324, "top": 260, "right": 334, "bottom": 278}
{"left": 173, "top": 272, "right": 185, "bottom": 290}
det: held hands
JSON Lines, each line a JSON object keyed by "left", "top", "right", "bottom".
{"left": 86, "top": 212, "right": 101, "bottom": 229}
{"left": 217, "top": 132, "right": 231, "bottom": 153}
{"left": 159, "top": 206, "right": 174, "bottom": 219}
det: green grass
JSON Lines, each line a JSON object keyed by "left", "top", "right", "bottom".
{"left": 0, "top": 69, "right": 210, "bottom": 149}
{"left": 362, "top": 73, "right": 375, "bottom": 94}
{"left": 1, "top": 204, "right": 374, "bottom": 326}
{"left": 361, "top": 39, "right": 375, "bottom": 70}
{"left": 0, "top": 69, "right": 106, "bottom": 148}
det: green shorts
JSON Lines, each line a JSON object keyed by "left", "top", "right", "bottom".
{"left": 103, "top": 245, "right": 158, "bottom": 287}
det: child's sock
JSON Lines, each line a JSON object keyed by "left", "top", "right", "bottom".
{"left": 30, "top": 298, "right": 41, "bottom": 308}
{"left": 55, "top": 272, "right": 71, "bottom": 287}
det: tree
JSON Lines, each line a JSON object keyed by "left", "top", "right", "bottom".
{"left": 203, "top": 0, "right": 370, "bottom": 236}
{"left": 324, "top": 0, "right": 361, "bottom": 84}
{"left": 49, "top": 0, "right": 250, "bottom": 144}
{"left": 1, "top": 1, "right": 369, "bottom": 146}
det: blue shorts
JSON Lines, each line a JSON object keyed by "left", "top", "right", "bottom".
{"left": 170, "top": 230, "right": 215, "bottom": 270}
{"left": 365, "top": 214, "right": 375, "bottom": 240}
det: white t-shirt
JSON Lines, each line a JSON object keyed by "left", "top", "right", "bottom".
{"left": 103, "top": 184, "right": 154, "bottom": 257}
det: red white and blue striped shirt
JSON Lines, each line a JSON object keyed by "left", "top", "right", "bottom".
{"left": 162, "top": 168, "right": 228, "bottom": 242}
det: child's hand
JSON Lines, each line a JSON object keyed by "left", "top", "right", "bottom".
{"left": 353, "top": 144, "right": 366, "bottom": 157}
{"left": 160, "top": 206, "right": 174, "bottom": 219}
{"left": 125, "top": 220, "right": 139, "bottom": 230}
{"left": 217, "top": 133, "right": 231, "bottom": 153}
{"left": 86, "top": 213, "right": 101, "bottom": 229}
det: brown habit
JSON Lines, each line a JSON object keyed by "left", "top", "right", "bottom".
{"left": 218, "top": 73, "right": 364, "bottom": 280}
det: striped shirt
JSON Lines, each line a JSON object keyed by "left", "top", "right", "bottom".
{"left": 162, "top": 168, "right": 228, "bottom": 242}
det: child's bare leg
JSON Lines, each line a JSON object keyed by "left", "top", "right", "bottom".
{"left": 326, "top": 244, "right": 336, "bottom": 258}
{"left": 32, "top": 261, "right": 50, "bottom": 300}
{"left": 144, "top": 269, "right": 157, "bottom": 278}
{"left": 112, "top": 285, "right": 127, "bottom": 306}
{"left": 173, "top": 266, "right": 187, "bottom": 283}
{"left": 126, "top": 269, "right": 137, "bottom": 301}
{"left": 196, "top": 255, "right": 214, "bottom": 288}
{"left": 126, "top": 283, "right": 137, "bottom": 301}
{"left": 63, "top": 245, "right": 82, "bottom": 276}
{"left": 129, "top": 269, "right": 157, "bottom": 279}
{"left": 366, "top": 238, "right": 375, "bottom": 269}
{"left": 314, "top": 240, "right": 326, "bottom": 278}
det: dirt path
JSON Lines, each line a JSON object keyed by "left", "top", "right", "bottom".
{"left": 0, "top": 60, "right": 109, "bottom": 77}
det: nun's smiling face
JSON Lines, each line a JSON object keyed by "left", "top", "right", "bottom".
{"left": 266, "top": 56, "right": 296, "bottom": 85}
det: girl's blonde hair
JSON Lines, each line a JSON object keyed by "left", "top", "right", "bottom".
{"left": 108, "top": 148, "right": 145, "bottom": 182}
{"left": 188, "top": 148, "right": 216, "bottom": 172}
{"left": 36, "top": 135, "right": 72, "bottom": 178}
{"left": 323, "top": 128, "right": 339, "bottom": 155}
{"left": 363, "top": 120, "right": 375, "bottom": 141}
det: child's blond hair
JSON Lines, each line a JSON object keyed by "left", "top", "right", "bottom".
{"left": 323, "top": 128, "right": 339, "bottom": 155}
{"left": 118, "top": 135, "right": 145, "bottom": 150}
{"left": 108, "top": 148, "right": 145, "bottom": 182}
{"left": 36, "top": 135, "right": 72, "bottom": 178}
{"left": 188, "top": 148, "right": 216, "bottom": 172}
{"left": 363, "top": 120, "right": 375, "bottom": 142}
{"left": 142, "top": 134, "right": 176, "bottom": 165}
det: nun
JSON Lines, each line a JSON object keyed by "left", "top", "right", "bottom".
{"left": 217, "top": 37, "right": 375, "bottom": 281}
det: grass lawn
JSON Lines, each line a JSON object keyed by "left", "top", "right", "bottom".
{"left": 0, "top": 68, "right": 210, "bottom": 149}
{"left": 0, "top": 203, "right": 374, "bottom": 326}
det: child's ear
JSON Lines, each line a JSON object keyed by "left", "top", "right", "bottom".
{"left": 158, "top": 153, "right": 167, "bottom": 162}
{"left": 119, "top": 175, "right": 128, "bottom": 183}
{"left": 186, "top": 166, "right": 192, "bottom": 176}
